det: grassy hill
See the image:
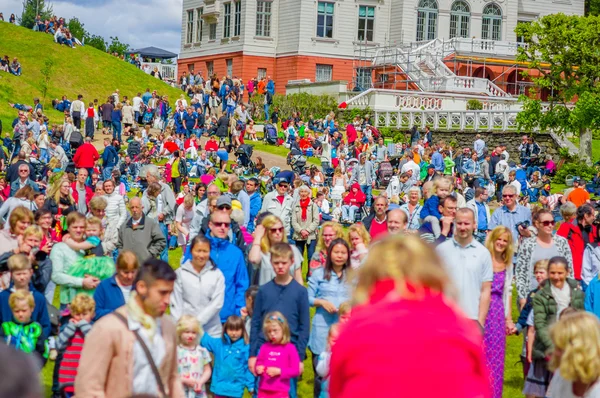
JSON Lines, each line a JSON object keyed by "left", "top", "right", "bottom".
{"left": 0, "top": 22, "right": 182, "bottom": 131}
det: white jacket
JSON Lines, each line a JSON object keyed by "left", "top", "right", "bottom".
{"left": 260, "top": 191, "right": 295, "bottom": 234}
{"left": 465, "top": 199, "right": 491, "bottom": 231}
{"left": 582, "top": 244, "right": 600, "bottom": 287}
{"left": 103, "top": 192, "right": 127, "bottom": 230}
{"left": 170, "top": 259, "right": 225, "bottom": 337}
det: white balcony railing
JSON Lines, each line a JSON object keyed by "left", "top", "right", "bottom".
{"left": 375, "top": 110, "right": 520, "bottom": 132}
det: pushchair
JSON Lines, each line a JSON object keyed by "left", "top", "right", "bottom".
{"left": 233, "top": 144, "right": 255, "bottom": 175}
{"left": 287, "top": 148, "right": 307, "bottom": 174}
{"left": 322, "top": 161, "right": 335, "bottom": 187}
{"left": 264, "top": 124, "right": 278, "bottom": 145}
{"left": 376, "top": 161, "right": 394, "bottom": 188}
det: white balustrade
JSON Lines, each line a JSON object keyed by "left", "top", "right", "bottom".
{"left": 374, "top": 110, "right": 520, "bottom": 132}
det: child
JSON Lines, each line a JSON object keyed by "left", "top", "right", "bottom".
{"left": 331, "top": 200, "right": 342, "bottom": 223}
{"left": 250, "top": 243, "right": 310, "bottom": 397}
{"left": 204, "top": 135, "right": 219, "bottom": 160}
{"left": 0, "top": 254, "right": 51, "bottom": 341}
{"left": 315, "top": 324, "right": 340, "bottom": 398}
{"left": 201, "top": 315, "right": 254, "bottom": 398}
{"left": 177, "top": 315, "right": 212, "bottom": 398}
{"left": 57, "top": 294, "right": 95, "bottom": 396}
{"left": 242, "top": 285, "right": 259, "bottom": 337}
{"left": 246, "top": 120, "right": 258, "bottom": 141}
{"left": 256, "top": 311, "right": 301, "bottom": 397}
{"left": 419, "top": 177, "right": 451, "bottom": 238}
{"left": 64, "top": 217, "right": 115, "bottom": 295}
{"left": 0, "top": 290, "right": 48, "bottom": 366}
{"left": 341, "top": 183, "right": 365, "bottom": 223}
{"left": 337, "top": 302, "right": 352, "bottom": 324}
{"left": 348, "top": 224, "right": 370, "bottom": 270}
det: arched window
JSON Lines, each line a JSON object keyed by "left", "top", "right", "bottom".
{"left": 482, "top": 4, "right": 502, "bottom": 41}
{"left": 416, "top": 0, "right": 438, "bottom": 41}
{"left": 450, "top": 1, "right": 470, "bottom": 38}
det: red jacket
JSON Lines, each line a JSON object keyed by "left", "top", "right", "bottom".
{"left": 71, "top": 182, "right": 93, "bottom": 207}
{"left": 346, "top": 124, "right": 357, "bottom": 144}
{"left": 330, "top": 282, "right": 490, "bottom": 398}
{"left": 343, "top": 183, "right": 366, "bottom": 207}
{"left": 205, "top": 140, "right": 219, "bottom": 152}
{"left": 184, "top": 138, "right": 198, "bottom": 150}
{"left": 73, "top": 143, "right": 100, "bottom": 168}
{"left": 557, "top": 220, "right": 598, "bottom": 280}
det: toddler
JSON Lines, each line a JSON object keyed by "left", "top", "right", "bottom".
{"left": 419, "top": 178, "right": 452, "bottom": 238}
{"left": 256, "top": 312, "right": 301, "bottom": 398}
{"left": 337, "top": 302, "right": 352, "bottom": 324}
{"left": 242, "top": 285, "right": 259, "bottom": 337}
{"left": 177, "top": 315, "right": 212, "bottom": 398}
{"left": 348, "top": 224, "right": 369, "bottom": 270}
{"left": 316, "top": 324, "right": 340, "bottom": 398}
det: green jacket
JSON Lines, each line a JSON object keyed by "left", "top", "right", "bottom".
{"left": 443, "top": 156, "right": 455, "bottom": 175}
{"left": 532, "top": 278, "right": 584, "bottom": 359}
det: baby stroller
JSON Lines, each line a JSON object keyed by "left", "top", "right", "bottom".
{"left": 377, "top": 161, "right": 394, "bottom": 188}
{"left": 322, "top": 161, "right": 335, "bottom": 187}
{"left": 287, "top": 148, "right": 307, "bottom": 174}
{"left": 264, "top": 124, "right": 278, "bottom": 145}
{"left": 234, "top": 144, "right": 255, "bottom": 175}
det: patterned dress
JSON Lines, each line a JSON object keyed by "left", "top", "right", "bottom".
{"left": 484, "top": 270, "right": 506, "bottom": 398}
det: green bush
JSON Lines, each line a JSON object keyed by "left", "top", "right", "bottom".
{"left": 249, "top": 93, "right": 339, "bottom": 121}
{"left": 467, "top": 99, "right": 484, "bottom": 110}
{"left": 338, "top": 107, "right": 372, "bottom": 124}
{"left": 554, "top": 162, "right": 598, "bottom": 184}
{"left": 393, "top": 132, "right": 406, "bottom": 143}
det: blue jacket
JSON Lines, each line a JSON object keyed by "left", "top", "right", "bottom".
{"left": 420, "top": 195, "right": 441, "bottom": 220}
{"left": 585, "top": 275, "right": 600, "bottom": 319}
{"left": 206, "top": 233, "right": 249, "bottom": 322}
{"left": 0, "top": 288, "right": 51, "bottom": 340}
{"left": 250, "top": 279, "right": 310, "bottom": 360}
{"left": 248, "top": 191, "right": 262, "bottom": 233}
{"left": 201, "top": 333, "right": 254, "bottom": 396}
{"left": 93, "top": 275, "right": 129, "bottom": 320}
{"left": 102, "top": 145, "right": 118, "bottom": 168}
{"left": 266, "top": 80, "right": 275, "bottom": 95}
{"left": 431, "top": 151, "right": 444, "bottom": 172}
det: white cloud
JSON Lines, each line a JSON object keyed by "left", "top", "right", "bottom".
{"left": 2, "top": 0, "right": 183, "bottom": 54}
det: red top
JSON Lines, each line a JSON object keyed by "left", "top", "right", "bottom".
{"left": 71, "top": 182, "right": 93, "bottom": 207}
{"left": 343, "top": 183, "right": 366, "bottom": 207}
{"left": 557, "top": 221, "right": 598, "bottom": 280}
{"left": 205, "top": 140, "right": 219, "bottom": 151}
{"left": 58, "top": 330, "right": 86, "bottom": 393}
{"left": 369, "top": 217, "right": 388, "bottom": 240}
{"left": 330, "top": 285, "right": 490, "bottom": 398}
{"left": 73, "top": 143, "right": 100, "bottom": 168}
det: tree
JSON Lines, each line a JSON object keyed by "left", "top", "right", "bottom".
{"left": 67, "top": 17, "right": 88, "bottom": 42}
{"left": 107, "top": 36, "right": 130, "bottom": 56}
{"left": 515, "top": 14, "right": 600, "bottom": 164}
{"left": 39, "top": 58, "right": 55, "bottom": 108}
{"left": 19, "top": 0, "right": 53, "bottom": 29}
{"left": 86, "top": 35, "right": 107, "bottom": 52}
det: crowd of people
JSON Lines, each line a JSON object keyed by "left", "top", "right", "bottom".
{"left": 3, "top": 83, "right": 600, "bottom": 398}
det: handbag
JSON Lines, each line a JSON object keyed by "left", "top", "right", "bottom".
{"left": 113, "top": 312, "right": 168, "bottom": 398}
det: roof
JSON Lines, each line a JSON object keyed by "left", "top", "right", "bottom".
{"left": 129, "top": 46, "right": 177, "bottom": 59}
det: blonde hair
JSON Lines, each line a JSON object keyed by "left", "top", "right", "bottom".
{"left": 269, "top": 242, "right": 294, "bottom": 261}
{"left": 7, "top": 254, "right": 31, "bottom": 272}
{"left": 338, "top": 301, "right": 351, "bottom": 318}
{"left": 9, "top": 206, "right": 34, "bottom": 232}
{"left": 549, "top": 312, "right": 600, "bottom": 384}
{"left": 116, "top": 250, "right": 139, "bottom": 271}
{"left": 315, "top": 222, "right": 346, "bottom": 253}
{"left": 485, "top": 226, "right": 515, "bottom": 268}
{"left": 353, "top": 235, "right": 450, "bottom": 305}
{"left": 22, "top": 225, "right": 43, "bottom": 240}
{"left": 534, "top": 259, "right": 549, "bottom": 273}
{"left": 347, "top": 224, "right": 370, "bottom": 249}
{"left": 70, "top": 294, "right": 96, "bottom": 315}
{"left": 259, "top": 215, "right": 287, "bottom": 253}
{"left": 9, "top": 290, "right": 34, "bottom": 310}
{"left": 432, "top": 178, "right": 451, "bottom": 195}
{"left": 263, "top": 311, "right": 291, "bottom": 345}
{"left": 86, "top": 216, "right": 103, "bottom": 229}
{"left": 176, "top": 315, "right": 202, "bottom": 345}
{"left": 183, "top": 194, "right": 194, "bottom": 209}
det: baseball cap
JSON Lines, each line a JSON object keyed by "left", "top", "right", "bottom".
{"left": 273, "top": 177, "right": 289, "bottom": 186}
{"left": 216, "top": 196, "right": 232, "bottom": 209}
{"left": 427, "top": 164, "right": 435, "bottom": 170}
{"left": 573, "top": 177, "right": 581, "bottom": 183}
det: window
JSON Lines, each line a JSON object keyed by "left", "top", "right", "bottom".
{"left": 234, "top": 1, "right": 241, "bottom": 36}
{"left": 482, "top": 4, "right": 502, "bottom": 41}
{"left": 316, "top": 64, "right": 333, "bottom": 82}
{"left": 356, "top": 68, "right": 372, "bottom": 90}
{"left": 209, "top": 23, "right": 217, "bottom": 40}
{"left": 416, "top": 0, "right": 438, "bottom": 41}
{"left": 256, "top": 1, "right": 272, "bottom": 37}
{"left": 317, "top": 2, "right": 334, "bottom": 38}
{"left": 223, "top": 2, "right": 231, "bottom": 38}
{"left": 258, "top": 68, "right": 267, "bottom": 79}
{"left": 186, "top": 10, "right": 194, "bottom": 44}
{"left": 516, "top": 20, "right": 530, "bottom": 44}
{"left": 226, "top": 59, "right": 233, "bottom": 76}
{"left": 196, "top": 8, "right": 203, "bottom": 42}
{"left": 358, "top": 6, "right": 375, "bottom": 42}
{"left": 449, "top": 1, "right": 470, "bottom": 38}
{"left": 207, "top": 61, "right": 214, "bottom": 77}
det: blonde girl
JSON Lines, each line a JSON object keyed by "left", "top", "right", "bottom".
{"left": 246, "top": 120, "right": 258, "bottom": 141}
{"left": 348, "top": 224, "right": 370, "bottom": 270}
{"left": 38, "top": 126, "right": 50, "bottom": 162}
{"left": 201, "top": 315, "right": 254, "bottom": 398}
{"left": 546, "top": 312, "right": 600, "bottom": 397}
{"left": 309, "top": 221, "right": 346, "bottom": 276}
{"left": 255, "top": 312, "right": 301, "bottom": 397}
{"left": 177, "top": 315, "right": 212, "bottom": 398}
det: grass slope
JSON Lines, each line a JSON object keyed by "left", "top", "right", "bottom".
{"left": 0, "top": 22, "right": 182, "bottom": 130}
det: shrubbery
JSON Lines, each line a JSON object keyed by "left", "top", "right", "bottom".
{"left": 554, "top": 162, "right": 598, "bottom": 184}
{"left": 249, "top": 93, "right": 339, "bottom": 121}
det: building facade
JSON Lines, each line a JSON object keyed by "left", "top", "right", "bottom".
{"left": 178, "top": 0, "right": 583, "bottom": 94}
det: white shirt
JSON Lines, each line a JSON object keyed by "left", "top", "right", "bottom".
{"left": 132, "top": 97, "right": 143, "bottom": 112}
{"left": 129, "top": 317, "right": 166, "bottom": 396}
{"left": 547, "top": 370, "right": 600, "bottom": 398}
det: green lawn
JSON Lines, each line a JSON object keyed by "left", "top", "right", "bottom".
{"left": 0, "top": 22, "right": 183, "bottom": 131}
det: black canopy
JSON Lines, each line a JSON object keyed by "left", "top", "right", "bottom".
{"left": 129, "top": 46, "right": 177, "bottom": 59}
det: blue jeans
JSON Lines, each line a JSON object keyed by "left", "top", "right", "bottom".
{"left": 342, "top": 205, "right": 359, "bottom": 221}
{"left": 264, "top": 104, "right": 270, "bottom": 121}
{"left": 10, "top": 67, "right": 21, "bottom": 76}
{"left": 159, "top": 222, "right": 169, "bottom": 262}
{"left": 112, "top": 121, "right": 122, "bottom": 142}
{"left": 40, "top": 148, "right": 49, "bottom": 163}
{"left": 360, "top": 184, "right": 373, "bottom": 208}
{"left": 102, "top": 166, "right": 114, "bottom": 181}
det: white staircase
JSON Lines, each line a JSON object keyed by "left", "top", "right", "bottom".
{"left": 372, "top": 38, "right": 510, "bottom": 98}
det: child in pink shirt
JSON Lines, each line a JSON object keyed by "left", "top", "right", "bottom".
{"left": 255, "top": 312, "right": 301, "bottom": 398}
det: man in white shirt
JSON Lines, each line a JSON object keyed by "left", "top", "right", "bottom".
{"left": 132, "top": 92, "right": 143, "bottom": 124}
{"left": 70, "top": 94, "right": 85, "bottom": 130}
{"left": 401, "top": 152, "right": 420, "bottom": 186}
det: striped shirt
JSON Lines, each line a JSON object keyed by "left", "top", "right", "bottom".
{"left": 58, "top": 321, "right": 92, "bottom": 393}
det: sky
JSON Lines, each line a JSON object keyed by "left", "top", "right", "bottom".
{"left": 2, "top": 0, "right": 184, "bottom": 54}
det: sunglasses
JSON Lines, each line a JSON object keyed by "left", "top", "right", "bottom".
{"left": 540, "top": 220, "right": 555, "bottom": 227}
{"left": 269, "top": 227, "right": 284, "bottom": 233}
{"left": 502, "top": 194, "right": 515, "bottom": 198}
{"left": 212, "top": 221, "right": 231, "bottom": 228}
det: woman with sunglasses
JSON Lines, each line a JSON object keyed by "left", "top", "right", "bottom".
{"left": 248, "top": 214, "right": 304, "bottom": 286}
{"left": 515, "top": 209, "right": 573, "bottom": 309}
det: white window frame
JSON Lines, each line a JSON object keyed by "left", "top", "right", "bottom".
{"left": 207, "top": 61, "right": 214, "bottom": 77}
{"left": 256, "top": 1, "right": 272, "bottom": 37}
{"left": 234, "top": 1, "right": 242, "bottom": 36}
{"left": 316, "top": 64, "right": 333, "bottom": 82}
{"left": 449, "top": 1, "right": 470, "bottom": 39}
{"left": 226, "top": 59, "right": 233, "bottom": 76}
{"left": 186, "top": 10, "right": 194, "bottom": 44}
{"left": 196, "top": 8, "right": 203, "bottom": 42}
{"left": 416, "top": 0, "right": 438, "bottom": 42}
{"left": 258, "top": 68, "right": 267, "bottom": 79}
{"left": 358, "top": 5, "right": 375, "bottom": 42}
{"left": 209, "top": 23, "right": 217, "bottom": 40}
{"left": 482, "top": 3, "right": 502, "bottom": 41}
{"left": 316, "top": 2, "right": 335, "bottom": 39}
{"left": 223, "top": 2, "right": 231, "bottom": 38}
